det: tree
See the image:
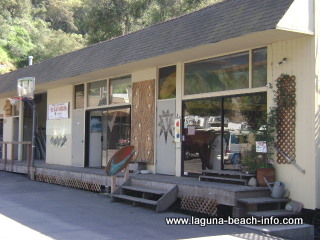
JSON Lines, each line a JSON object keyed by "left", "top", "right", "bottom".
{"left": 0, "top": 0, "right": 32, "bottom": 19}
{"left": 44, "top": 0, "right": 78, "bottom": 32}
{"left": 81, "top": 0, "right": 222, "bottom": 44}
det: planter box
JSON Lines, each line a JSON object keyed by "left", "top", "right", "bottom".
{"left": 256, "top": 168, "right": 275, "bottom": 187}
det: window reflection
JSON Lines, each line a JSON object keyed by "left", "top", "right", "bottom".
{"left": 102, "top": 108, "right": 131, "bottom": 165}
{"left": 159, "top": 66, "right": 176, "bottom": 99}
{"left": 183, "top": 99, "right": 222, "bottom": 174}
{"left": 252, "top": 47, "right": 267, "bottom": 88}
{"left": 182, "top": 93, "right": 267, "bottom": 174}
{"left": 109, "top": 76, "right": 131, "bottom": 104}
{"left": 185, "top": 52, "right": 249, "bottom": 95}
{"left": 87, "top": 80, "right": 107, "bottom": 107}
{"left": 74, "top": 84, "right": 84, "bottom": 109}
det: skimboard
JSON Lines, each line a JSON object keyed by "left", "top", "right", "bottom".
{"left": 105, "top": 146, "right": 135, "bottom": 176}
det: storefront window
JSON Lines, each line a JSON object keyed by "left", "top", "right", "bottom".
{"left": 183, "top": 98, "right": 222, "bottom": 174}
{"left": 159, "top": 66, "right": 176, "bottom": 99}
{"left": 74, "top": 84, "right": 84, "bottom": 109}
{"left": 102, "top": 108, "right": 131, "bottom": 165}
{"left": 87, "top": 80, "right": 107, "bottom": 107}
{"left": 185, "top": 52, "right": 249, "bottom": 95}
{"left": 182, "top": 92, "right": 267, "bottom": 174}
{"left": 252, "top": 47, "right": 267, "bottom": 88}
{"left": 109, "top": 76, "right": 131, "bottom": 104}
{"left": 223, "top": 93, "right": 267, "bottom": 170}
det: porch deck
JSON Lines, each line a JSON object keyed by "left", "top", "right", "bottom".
{"left": 0, "top": 159, "right": 270, "bottom": 208}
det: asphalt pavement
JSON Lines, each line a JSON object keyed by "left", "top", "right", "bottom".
{"left": 0, "top": 171, "right": 285, "bottom": 240}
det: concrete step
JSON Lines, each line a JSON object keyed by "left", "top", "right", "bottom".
{"left": 238, "top": 197, "right": 290, "bottom": 205}
{"left": 201, "top": 169, "right": 255, "bottom": 178}
{"left": 112, "top": 194, "right": 158, "bottom": 206}
{"left": 121, "top": 185, "right": 166, "bottom": 195}
{"left": 111, "top": 178, "right": 178, "bottom": 212}
{"left": 199, "top": 175, "right": 247, "bottom": 185}
{"left": 241, "top": 224, "right": 314, "bottom": 240}
{"left": 248, "top": 209, "right": 298, "bottom": 218}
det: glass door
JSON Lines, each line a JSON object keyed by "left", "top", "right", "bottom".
{"left": 182, "top": 92, "right": 267, "bottom": 175}
{"left": 102, "top": 108, "right": 131, "bottom": 166}
{"left": 182, "top": 98, "right": 222, "bottom": 175}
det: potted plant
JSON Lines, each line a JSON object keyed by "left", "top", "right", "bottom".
{"left": 241, "top": 102, "right": 277, "bottom": 186}
{"left": 241, "top": 74, "right": 296, "bottom": 186}
{"left": 241, "top": 139, "right": 276, "bottom": 186}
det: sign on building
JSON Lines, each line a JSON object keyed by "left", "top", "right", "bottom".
{"left": 48, "top": 102, "right": 69, "bottom": 120}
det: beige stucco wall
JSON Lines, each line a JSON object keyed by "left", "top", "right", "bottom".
{"left": 315, "top": 0, "right": 320, "bottom": 209}
{"left": 46, "top": 85, "right": 73, "bottom": 165}
{"left": 270, "top": 36, "right": 317, "bottom": 209}
{"left": 277, "top": 0, "right": 314, "bottom": 34}
{"left": 132, "top": 68, "right": 157, "bottom": 83}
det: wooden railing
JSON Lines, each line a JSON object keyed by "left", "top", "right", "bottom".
{"left": 0, "top": 141, "right": 32, "bottom": 172}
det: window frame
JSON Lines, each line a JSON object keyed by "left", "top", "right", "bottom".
{"left": 73, "top": 75, "right": 132, "bottom": 111}
{"left": 182, "top": 47, "right": 268, "bottom": 100}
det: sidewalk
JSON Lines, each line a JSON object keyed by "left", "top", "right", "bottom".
{"left": 0, "top": 171, "right": 286, "bottom": 240}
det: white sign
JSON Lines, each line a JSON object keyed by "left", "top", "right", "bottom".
{"left": 256, "top": 141, "right": 268, "bottom": 153}
{"left": 48, "top": 103, "right": 69, "bottom": 120}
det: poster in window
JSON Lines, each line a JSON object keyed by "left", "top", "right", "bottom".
{"left": 91, "top": 116, "right": 102, "bottom": 132}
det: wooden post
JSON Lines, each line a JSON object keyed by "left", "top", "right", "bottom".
{"left": 3, "top": 143, "right": 7, "bottom": 170}
{"left": 27, "top": 143, "right": 31, "bottom": 173}
{"left": 124, "top": 165, "right": 130, "bottom": 181}
{"left": 11, "top": 144, "right": 14, "bottom": 170}
{"left": 111, "top": 175, "right": 116, "bottom": 193}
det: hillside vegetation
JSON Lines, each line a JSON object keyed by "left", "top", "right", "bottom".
{"left": 0, "top": 0, "right": 222, "bottom": 74}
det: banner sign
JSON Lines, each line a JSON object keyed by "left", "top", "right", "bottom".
{"left": 48, "top": 102, "right": 69, "bottom": 120}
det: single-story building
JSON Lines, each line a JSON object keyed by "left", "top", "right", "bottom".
{"left": 0, "top": 0, "right": 319, "bottom": 219}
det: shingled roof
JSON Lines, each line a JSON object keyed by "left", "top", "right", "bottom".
{"left": 0, "top": 0, "right": 294, "bottom": 93}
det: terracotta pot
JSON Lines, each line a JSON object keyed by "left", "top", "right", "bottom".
{"left": 256, "top": 168, "right": 275, "bottom": 187}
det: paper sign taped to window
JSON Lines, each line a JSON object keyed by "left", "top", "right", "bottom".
{"left": 256, "top": 141, "right": 267, "bottom": 153}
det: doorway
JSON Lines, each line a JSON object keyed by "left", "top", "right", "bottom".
{"left": 23, "top": 93, "right": 47, "bottom": 160}
{"left": 86, "top": 107, "right": 131, "bottom": 168}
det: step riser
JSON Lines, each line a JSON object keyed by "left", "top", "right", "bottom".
{"left": 131, "top": 178, "right": 177, "bottom": 191}
{"left": 200, "top": 176, "right": 247, "bottom": 185}
{"left": 236, "top": 196, "right": 292, "bottom": 218}
{"left": 112, "top": 178, "right": 178, "bottom": 212}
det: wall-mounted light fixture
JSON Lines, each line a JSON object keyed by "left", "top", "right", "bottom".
{"left": 278, "top": 57, "right": 287, "bottom": 65}
{"left": 266, "top": 83, "right": 273, "bottom": 88}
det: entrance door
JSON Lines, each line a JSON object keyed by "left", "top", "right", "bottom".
{"left": 102, "top": 108, "right": 131, "bottom": 167}
{"left": 72, "top": 109, "right": 85, "bottom": 166}
{"left": 182, "top": 93, "right": 268, "bottom": 175}
{"left": 156, "top": 100, "right": 176, "bottom": 175}
{"left": 88, "top": 111, "right": 102, "bottom": 167}
{"left": 182, "top": 98, "right": 222, "bottom": 175}
{"left": 87, "top": 108, "right": 131, "bottom": 168}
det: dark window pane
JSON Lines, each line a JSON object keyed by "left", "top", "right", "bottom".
{"left": 252, "top": 47, "right": 267, "bottom": 88}
{"left": 159, "top": 66, "right": 176, "bottom": 99}
{"left": 74, "top": 84, "right": 84, "bottom": 109}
